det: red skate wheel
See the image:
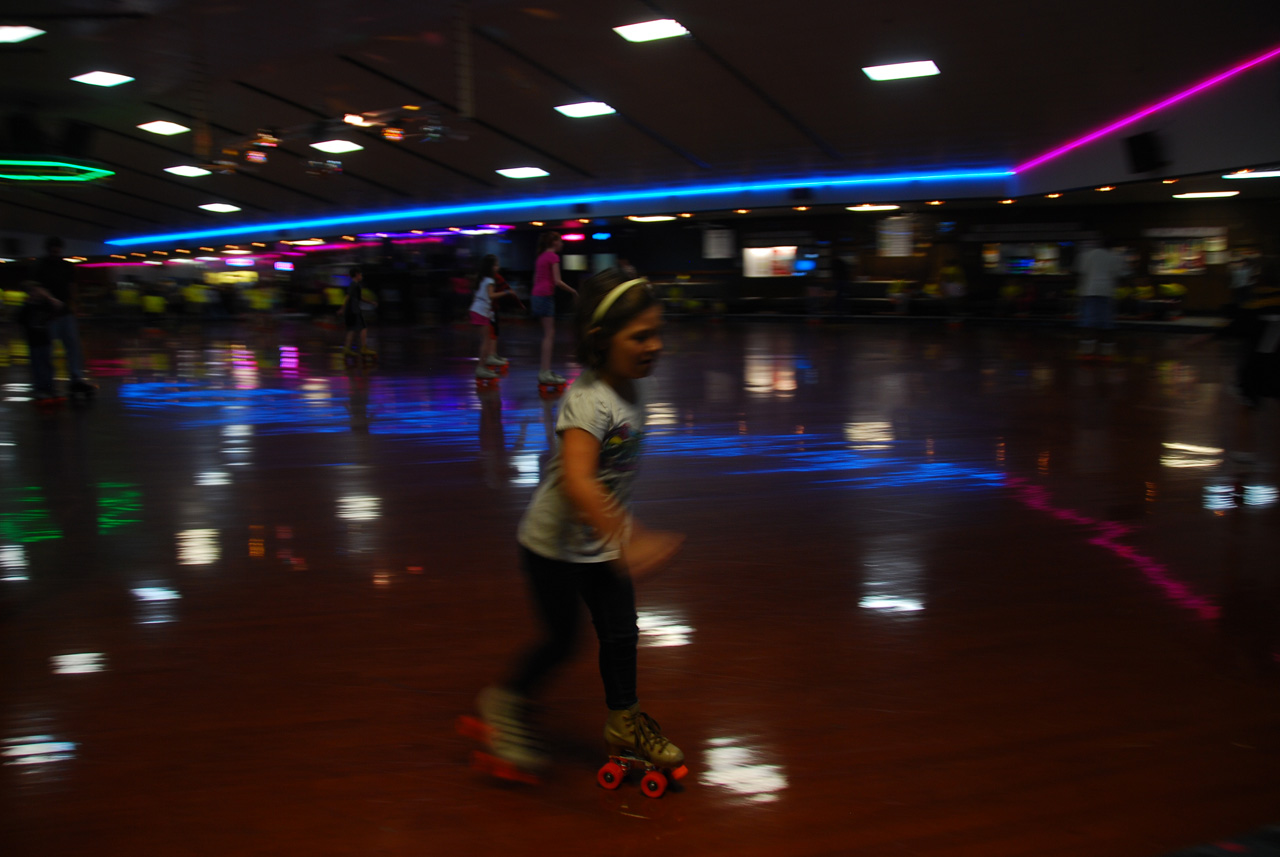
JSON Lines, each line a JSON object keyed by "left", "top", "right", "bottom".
{"left": 597, "top": 761, "right": 625, "bottom": 790}
{"left": 640, "top": 770, "right": 667, "bottom": 798}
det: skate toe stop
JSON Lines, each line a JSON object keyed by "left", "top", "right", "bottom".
{"left": 670, "top": 764, "right": 688, "bottom": 780}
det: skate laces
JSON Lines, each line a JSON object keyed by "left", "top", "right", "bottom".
{"left": 632, "top": 711, "right": 671, "bottom": 753}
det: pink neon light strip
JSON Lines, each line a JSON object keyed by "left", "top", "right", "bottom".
{"left": 1016, "top": 41, "right": 1280, "bottom": 174}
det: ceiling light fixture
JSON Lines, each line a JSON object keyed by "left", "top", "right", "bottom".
{"left": 555, "top": 101, "right": 617, "bottom": 118}
{"left": 678, "top": 213, "right": 693, "bottom": 218}
{"left": 1224, "top": 169, "right": 1280, "bottom": 179}
{"left": 222, "top": 249, "right": 253, "bottom": 254}
{"left": 1095, "top": 186, "right": 1115, "bottom": 192}
{"left": 793, "top": 206, "right": 810, "bottom": 211}
{"left": 627, "top": 215, "right": 677, "bottom": 222}
{"left": 497, "top": 167, "right": 550, "bottom": 179}
{"left": 847, "top": 204, "right": 900, "bottom": 211}
{"left": 310, "top": 140, "right": 363, "bottom": 154}
{"left": 862, "top": 60, "right": 940, "bottom": 81}
{"left": 0, "top": 159, "right": 113, "bottom": 182}
{"left": 1172, "top": 191, "right": 1240, "bottom": 199}
{"left": 1016, "top": 41, "right": 1280, "bottom": 173}
{"left": 71, "top": 71, "right": 134, "bottom": 87}
{"left": 0, "top": 26, "right": 45, "bottom": 43}
{"left": 998, "top": 199, "right": 1017, "bottom": 204}
{"left": 613, "top": 19, "right": 689, "bottom": 42}
{"left": 165, "top": 165, "right": 211, "bottom": 178}
{"left": 926, "top": 200, "right": 945, "bottom": 205}
{"left": 1045, "top": 193, "right": 1063, "bottom": 198}
{"left": 343, "top": 114, "right": 374, "bottom": 127}
{"left": 1162, "top": 179, "right": 1179, "bottom": 184}
{"left": 103, "top": 167, "right": 1015, "bottom": 247}
{"left": 199, "top": 203, "right": 241, "bottom": 213}
{"left": 138, "top": 121, "right": 190, "bottom": 136}
{"left": 734, "top": 209, "right": 750, "bottom": 214}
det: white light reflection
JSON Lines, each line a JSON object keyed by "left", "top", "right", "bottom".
{"left": 844, "top": 421, "right": 894, "bottom": 450}
{"left": 1204, "top": 484, "right": 1236, "bottom": 511}
{"left": 700, "top": 737, "right": 788, "bottom": 803}
{"left": 1162, "top": 442, "right": 1223, "bottom": 469}
{"left": 3, "top": 735, "right": 78, "bottom": 766}
{"left": 859, "top": 595, "right": 925, "bottom": 612}
{"left": 744, "top": 354, "right": 797, "bottom": 394}
{"left": 1244, "top": 485, "right": 1278, "bottom": 508}
{"left": 177, "top": 529, "right": 220, "bottom": 565}
{"left": 510, "top": 453, "right": 541, "bottom": 487}
{"left": 2, "top": 544, "right": 28, "bottom": 581}
{"left": 197, "top": 471, "right": 231, "bottom": 486}
{"left": 647, "top": 402, "right": 678, "bottom": 427}
{"left": 51, "top": 653, "right": 106, "bottom": 674}
{"left": 337, "top": 496, "right": 381, "bottom": 521}
{"left": 132, "top": 586, "right": 180, "bottom": 601}
{"left": 637, "top": 609, "right": 694, "bottom": 648}
{"left": 132, "top": 585, "right": 180, "bottom": 624}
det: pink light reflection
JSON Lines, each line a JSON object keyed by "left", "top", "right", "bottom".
{"left": 1006, "top": 476, "right": 1219, "bottom": 621}
{"left": 1016, "top": 41, "right": 1280, "bottom": 173}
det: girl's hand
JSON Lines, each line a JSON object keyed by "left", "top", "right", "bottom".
{"left": 621, "top": 528, "right": 684, "bottom": 578}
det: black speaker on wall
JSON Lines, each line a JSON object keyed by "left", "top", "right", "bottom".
{"left": 1125, "top": 131, "right": 1168, "bottom": 173}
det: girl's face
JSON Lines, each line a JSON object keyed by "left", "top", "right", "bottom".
{"left": 602, "top": 305, "right": 663, "bottom": 381}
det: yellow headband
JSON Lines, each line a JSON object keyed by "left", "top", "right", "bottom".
{"left": 590, "top": 277, "right": 648, "bottom": 325}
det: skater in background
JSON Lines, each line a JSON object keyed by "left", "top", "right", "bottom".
{"left": 340, "top": 267, "right": 376, "bottom": 358}
{"left": 532, "top": 232, "right": 578, "bottom": 388}
{"left": 17, "top": 278, "right": 60, "bottom": 401}
{"left": 470, "top": 254, "right": 522, "bottom": 381}
{"left": 31, "top": 236, "right": 96, "bottom": 396}
{"left": 473, "top": 268, "right": 684, "bottom": 775}
{"left": 1075, "top": 238, "right": 1128, "bottom": 358}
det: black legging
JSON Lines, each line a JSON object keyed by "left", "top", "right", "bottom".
{"left": 506, "top": 546, "right": 638, "bottom": 710}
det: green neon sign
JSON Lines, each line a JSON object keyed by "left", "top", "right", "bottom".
{"left": 0, "top": 159, "right": 114, "bottom": 182}
{"left": 0, "top": 487, "right": 61, "bottom": 543}
{"left": 98, "top": 482, "right": 141, "bottom": 531}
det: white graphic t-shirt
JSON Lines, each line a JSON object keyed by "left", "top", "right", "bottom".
{"left": 517, "top": 370, "right": 646, "bottom": 563}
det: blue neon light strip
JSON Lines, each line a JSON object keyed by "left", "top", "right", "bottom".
{"left": 105, "top": 168, "right": 1014, "bottom": 247}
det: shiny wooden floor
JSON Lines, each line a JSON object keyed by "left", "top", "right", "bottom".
{"left": 2, "top": 318, "right": 1277, "bottom": 857}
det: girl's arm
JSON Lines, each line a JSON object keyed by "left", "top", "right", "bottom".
{"left": 559, "top": 428, "right": 683, "bottom": 575}
{"left": 552, "top": 262, "right": 577, "bottom": 296}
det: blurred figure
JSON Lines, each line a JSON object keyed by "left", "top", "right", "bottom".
{"left": 340, "top": 267, "right": 376, "bottom": 358}
{"left": 1214, "top": 255, "right": 1280, "bottom": 465}
{"left": 1076, "top": 239, "right": 1127, "bottom": 358}
{"left": 531, "top": 232, "right": 578, "bottom": 389}
{"left": 938, "top": 255, "right": 968, "bottom": 324}
{"left": 468, "top": 269, "right": 684, "bottom": 780}
{"left": 1229, "top": 249, "right": 1260, "bottom": 307}
{"left": 31, "top": 237, "right": 95, "bottom": 396}
{"left": 469, "top": 254, "right": 522, "bottom": 381}
{"left": 16, "top": 279, "right": 59, "bottom": 400}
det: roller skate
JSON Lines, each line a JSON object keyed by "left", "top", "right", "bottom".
{"left": 342, "top": 345, "right": 359, "bottom": 362}
{"left": 32, "top": 389, "right": 65, "bottom": 410}
{"left": 537, "top": 370, "right": 566, "bottom": 397}
{"left": 596, "top": 704, "right": 688, "bottom": 798}
{"left": 359, "top": 346, "right": 377, "bottom": 363}
{"left": 475, "top": 365, "right": 501, "bottom": 390}
{"left": 484, "top": 354, "right": 509, "bottom": 376}
{"left": 456, "top": 686, "right": 547, "bottom": 785}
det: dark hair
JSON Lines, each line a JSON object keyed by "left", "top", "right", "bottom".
{"left": 473, "top": 254, "right": 498, "bottom": 291}
{"left": 573, "top": 268, "right": 659, "bottom": 369}
{"left": 537, "top": 231, "right": 561, "bottom": 254}
{"left": 349, "top": 266, "right": 362, "bottom": 279}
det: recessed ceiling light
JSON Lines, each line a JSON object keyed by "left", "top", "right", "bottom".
{"left": 1173, "top": 191, "right": 1240, "bottom": 199}
{"left": 199, "top": 203, "right": 241, "bottom": 213}
{"left": 862, "top": 61, "right": 940, "bottom": 81}
{"left": 310, "top": 140, "right": 363, "bottom": 154}
{"left": 138, "top": 121, "right": 190, "bottom": 136}
{"left": 1162, "top": 179, "right": 1179, "bottom": 184}
{"left": 613, "top": 19, "right": 689, "bottom": 42}
{"left": 71, "top": 71, "right": 134, "bottom": 87}
{"left": 1045, "top": 193, "right": 1063, "bottom": 199}
{"left": 847, "top": 204, "right": 900, "bottom": 211}
{"left": 627, "top": 215, "right": 677, "bottom": 222}
{"left": 0, "top": 26, "right": 45, "bottom": 43}
{"left": 222, "top": 249, "right": 253, "bottom": 254}
{"left": 998, "top": 199, "right": 1017, "bottom": 204}
{"left": 734, "top": 209, "right": 751, "bottom": 214}
{"left": 678, "top": 213, "right": 693, "bottom": 218}
{"left": 1095, "top": 186, "right": 1115, "bottom": 192}
{"left": 343, "top": 114, "right": 374, "bottom": 127}
{"left": 926, "top": 200, "right": 945, "bottom": 206}
{"left": 554, "top": 101, "right": 617, "bottom": 118}
{"left": 1223, "top": 169, "right": 1280, "bottom": 179}
{"left": 496, "top": 167, "right": 549, "bottom": 179}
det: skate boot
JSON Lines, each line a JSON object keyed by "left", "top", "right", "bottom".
{"left": 468, "top": 685, "right": 548, "bottom": 775}
{"left": 485, "top": 355, "right": 509, "bottom": 367}
{"left": 69, "top": 378, "right": 98, "bottom": 397}
{"left": 360, "top": 346, "right": 377, "bottom": 358}
{"left": 598, "top": 704, "right": 686, "bottom": 797}
{"left": 475, "top": 365, "right": 501, "bottom": 389}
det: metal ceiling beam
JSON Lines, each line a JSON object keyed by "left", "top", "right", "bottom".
{"left": 339, "top": 53, "right": 599, "bottom": 178}
{"left": 35, "top": 191, "right": 162, "bottom": 225}
{"left": 3, "top": 198, "right": 113, "bottom": 231}
{"left": 469, "top": 28, "right": 710, "bottom": 171}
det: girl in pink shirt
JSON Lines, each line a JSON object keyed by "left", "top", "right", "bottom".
{"left": 531, "top": 233, "right": 577, "bottom": 387}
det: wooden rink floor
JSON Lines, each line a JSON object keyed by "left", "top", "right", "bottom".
{"left": 2, "top": 318, "right": 1277, "bottom": 857}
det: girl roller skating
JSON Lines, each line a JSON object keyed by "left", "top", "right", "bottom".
{"left": 463, "top": 268, "right": 686, "bottom": 793}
